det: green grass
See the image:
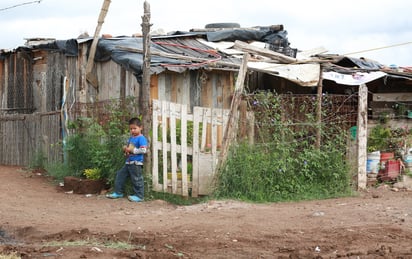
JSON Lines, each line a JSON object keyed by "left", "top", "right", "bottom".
{"left": 213, "top": 141, "right": 354, "bottom": 203}
{"left": 146, "top": 188, "right": 209, "bottom": 205}
{"left": 0, "top": 252, "right": 21, "bottom": 259}
{"left": 44, "top": 239, "right": 145, "bottom": 250}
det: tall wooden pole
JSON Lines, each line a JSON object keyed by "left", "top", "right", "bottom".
{"left": 86, "top": 0, "right": 111, "bottom": 89}
{"left": 216, "top": 53, "right": 249, "bottom": 174}
{"left": 315, "top": 65, "right": 323, "bottom": 149}
{"left": 357, "top": 83, "right": 368, "bottom": 189}
{"left": 141, "top": 1, "right": 152, "bottom": 175}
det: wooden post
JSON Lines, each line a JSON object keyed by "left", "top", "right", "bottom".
{"left": 315, "top": 66, "right": 323, "bottom": 149}
{"left": 85, "top": 0, "right": 111, "bottom": 88}
{"left": 141, "top": 1, "right": 152, "bottom": 177}
{"left": 216, "top": 53, "right": 249, "bottom": 173}
{"left": 357, "top": 83, "right": 368, "bottom": 189}
{"left": 239, "top": 100, "right": 248, "bottom": 139}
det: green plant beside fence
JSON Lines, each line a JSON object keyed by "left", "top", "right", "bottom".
{"left": 214, "top": 141, "right": 351, "bottom": 202}
{"left": 213, "top": 91, "right": 353, "bottom": 202}
{"left": 45, "top": 99, "right": 134, "bottom": 187}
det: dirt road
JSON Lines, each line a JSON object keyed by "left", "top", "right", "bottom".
{"left": 1, "top": 165, "right": 412, "bottom": 258}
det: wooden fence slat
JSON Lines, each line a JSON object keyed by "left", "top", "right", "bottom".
{"left": 0, "top": 112, "right": 61, "bottom": 166}
{"left": 152, "top": 100, "right": 160, "bottom": 191}
{"left": 0, "top": 122, "right": 3, "bottom": 164}
{"left": 10, "top": 121, "right": 13, "bottom": 164}
{"left": 180, "top": 104, "right": 188, "bottom": 196}
{"left": 200, "top": 108, "right": 208, "bottom": 152}
{"left": 18, "top": 120, "right": 23, "bottom": 165}
{"left": 211, "top": 108, "right": 218, "bottom": 173}
{"left": 170, "top": 103, "right": 178, "bottom": 194}
{"left": 0, "top": 122, "right": 2, "bottom": 164}
{"left": 161, "top": 101, "right": 168, "bottom": 192}
{"left": 192, "top": 107, "right": 201, "bottom": 197}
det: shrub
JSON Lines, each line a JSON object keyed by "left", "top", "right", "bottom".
{"left": 84, "top": 168, "right": 102, "bottom": 180}
{"left": 45, "top": 99, "right": 134, "bottom": 186}
{"left": 213, "top": 91, "right": 353, "bottom": 202}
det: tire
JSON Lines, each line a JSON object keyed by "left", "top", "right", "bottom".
{"left": 205, "top": 23, "right": 241, "bottom": 29}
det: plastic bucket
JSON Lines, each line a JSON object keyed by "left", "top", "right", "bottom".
{"left": 380, "top": 152, "right": 394, "bottom": 170}
{"left": 367, "top": 151, "right": 380, "bottom": 174}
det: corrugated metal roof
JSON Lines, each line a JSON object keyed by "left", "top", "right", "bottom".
{"left": 2, "top": 25, "right": 411, "bottom": 86}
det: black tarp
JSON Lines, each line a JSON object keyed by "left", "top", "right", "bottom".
{"left": 30, "top": 39, "right": 79, "bottom": 56}
{"left": 206, "top": 28, "right": 289, "bottom": 47}
{"left": 95, "top": 37, "right": 191, "bottom": 78}
{"left": 0, "top": 39, "right": 79, "bottom": 59}
{"left": 336, "top": 56, "right": 383, "bottom": 70}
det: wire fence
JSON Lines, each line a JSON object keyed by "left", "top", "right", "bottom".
{"left": 244, "top": 93, "right": 358, "bottom": 146}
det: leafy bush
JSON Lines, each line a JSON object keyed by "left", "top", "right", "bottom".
{"left": 215, "top": 141, "right": 351, "bottom": 202}
{"left": 45, "top": 99, "right": 134, "bottom": 186}
{"left": 29, "top": 149, "right": 46, "bottom": 170}
{"left": 45, "top": 162, "right": 73, "bottom": 181}
{"left": 62, "top": 117, "right": 127, "bottom": 181}
{"left": 83, "top": 168, "right": 102, "bottom": 180}
{"left": 367, "top": 124, "right": 392, "bottom": 152}
{"left": 213, "top": 91, "right": 353, "bottom": 202}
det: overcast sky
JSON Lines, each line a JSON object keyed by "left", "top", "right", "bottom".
{"left": 1, "top": 0, "right": 411, "bottom": 66}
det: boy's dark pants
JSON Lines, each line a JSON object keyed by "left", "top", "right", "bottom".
{"left": 114, "top": 164, "right": 144, "bottom": 199}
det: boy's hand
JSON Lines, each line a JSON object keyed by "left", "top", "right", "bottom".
{"left": 124, "top": 144, "right": 135, "bottom": 154}
{"left": 123, "top": 145, "right": 129, "bottom": 154}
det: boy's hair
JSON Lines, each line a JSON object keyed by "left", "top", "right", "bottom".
{"left": 129, "top": 117, "right": 142, "bottom": 126}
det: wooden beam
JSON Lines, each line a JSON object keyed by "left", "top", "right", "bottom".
{"left": 85, "top": 0, "right": 111, "bottom": 89}
{"left": 315, "top": 66, "right": 323, "bottom": 149}
{"left": 357, "top": 83, "right": 368, "bottom": 190}
{"left": 233, "top": 40, "right": 297, "bottom": 64}
{"left": 141, "top": 1, "right": 152, "bottom": 178}
{"left": 216, "top": 53, "right": 249, "bottom": 175}
{"left": 372, "top": 93, "right": 412, "bottom": 102}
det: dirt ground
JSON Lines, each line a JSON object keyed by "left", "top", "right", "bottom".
{"left": 1, "top": 166, "right": 412, "bottom": 259}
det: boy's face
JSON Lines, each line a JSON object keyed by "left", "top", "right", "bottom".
{"left": 129, "top": 124, "right": 142, "bottom": 136}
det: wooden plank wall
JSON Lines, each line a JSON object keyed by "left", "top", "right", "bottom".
{"left": 0, "top": 112, "right": 61, "bottom": 166}
{"left": 0, "top": 58, "right": 6, "bottom": 110}
{"left": 95, "top": 60, "right": 140, "bottom": 102}
{"left": 154, "top": 70, "right": 233, "bottom": 147}
{"left": 155, "top": 70, "right": 233, "bottom": 111}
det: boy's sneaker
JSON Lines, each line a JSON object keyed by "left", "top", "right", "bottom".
{"left": 127, "top": 195, "right": 143, "bottom": 202}
{"left": 106, "top": 192, "right": 124, "bottom": 199}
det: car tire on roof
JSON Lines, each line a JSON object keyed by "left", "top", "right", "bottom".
{"left": 205, "top": 23, "right": 241, "bottom": 29}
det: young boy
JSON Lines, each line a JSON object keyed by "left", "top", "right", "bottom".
{"left": 106, "top": 117, "right": 148, "bottom": 202}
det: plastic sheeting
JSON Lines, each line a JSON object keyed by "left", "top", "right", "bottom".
{"left": 322, "top": 71, "right": 387, "bottom": 86}
{"left": 206, "top": 28, "right": 289, "bottom": 45}
{"left": 94, "top": 37, "right": 186, "bottom": 78}
{"left": 335, "top": 56, "right": 383, "bottom": 70}
{"left": 27, "top": 39, "right": 79, "bottom": 56}
{"left": 248, "top": 62, "right": 321, "bottom": 87}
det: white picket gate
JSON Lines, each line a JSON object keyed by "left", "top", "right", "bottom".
{"left": 152, "top": 100, "right": 230, "bottom": 197}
